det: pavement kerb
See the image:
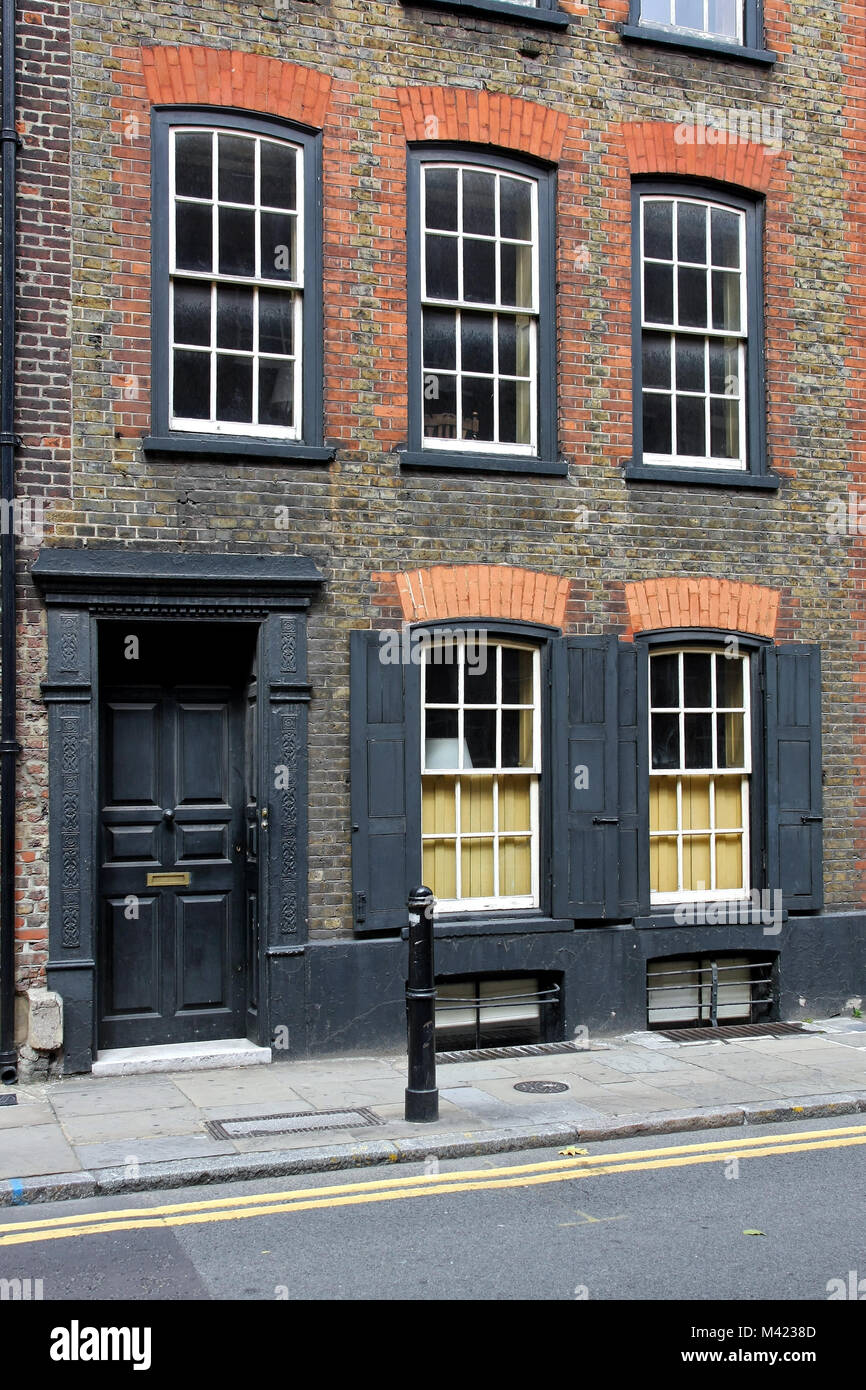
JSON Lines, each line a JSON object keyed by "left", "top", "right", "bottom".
{"left": 2, "top": 1090, "right": 865, "bottom": 1209}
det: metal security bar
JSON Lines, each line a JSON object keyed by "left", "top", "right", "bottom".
{"left": 647, "top": 957, "right": 775, "bottom": 1029}
{"left": 435, "top": 979, "right": 560, "bottom": 1052}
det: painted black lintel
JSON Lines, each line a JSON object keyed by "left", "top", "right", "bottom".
{"left": 401, "top": 915, "right": 575, "bottom": 938}
{"left": 401, "top": 0, "right": 570, "bottom": 28}
{"left": 142, "top": 436, "right": 335, "bottom": 465}
{"left": 31, "top": 548, "right": 325, "bottom": 605}
{"left": 625, "top": 463, "right": 780, "bottom": 491}
{"left": 619, "top": 23, "right": 776, "bottom": 65}
{"left": 400, "top": 449, "right": 568, "bottom": 477}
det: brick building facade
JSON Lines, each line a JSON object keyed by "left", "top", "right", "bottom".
{"left": 4, "top": 0, "right": 865, "bottom": 1072}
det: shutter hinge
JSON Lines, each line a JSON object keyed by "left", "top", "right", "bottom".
{"left": 355, "top": 891, "right": 366, "bottom": 924}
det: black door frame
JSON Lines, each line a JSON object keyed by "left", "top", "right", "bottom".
{"left": 32, "top": 549, "right": 324, "bottom": 1074}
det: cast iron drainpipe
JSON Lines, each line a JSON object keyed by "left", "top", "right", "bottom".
{"left": 0, "top": 0, "right": 20, "bottom": 1084}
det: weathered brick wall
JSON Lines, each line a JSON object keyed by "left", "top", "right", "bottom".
{"left": 11, "top": 0, "right": 865, "bottom": 975}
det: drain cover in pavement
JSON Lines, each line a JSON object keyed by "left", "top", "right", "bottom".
{"left": 0, "top": 1093, "right": 17, "bottom": 1106}
{"left": 658, "top": 1022, "right": 815, "bottom": 1043}
{"left": 513, "top": 1080, "right": 569, "bottom": 1094}
{"left": 206, "top": 1107, "right": 383, "bottom": 1141}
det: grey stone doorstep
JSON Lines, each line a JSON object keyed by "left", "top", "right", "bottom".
{"left": 1, "top": 1090, "right": 865, "bottom": 1209}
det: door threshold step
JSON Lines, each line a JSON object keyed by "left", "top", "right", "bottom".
{"left": 92, "top": 1039, "right": 272, "bottom": 1077}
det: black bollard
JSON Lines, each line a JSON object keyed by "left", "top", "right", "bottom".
{"left": 404, "top": 885, "right": 438, "bottom": 1122}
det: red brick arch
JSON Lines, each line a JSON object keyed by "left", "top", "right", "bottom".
{"left": 624, "top": 579, "right": 780, "bottom": 638}
{"left": 619, "top": 120, "right": 787, "bottom": 194}
{"left": 140, "top": 46, "right": 332, "bottom": 127}
{"left": 374, "top": 565, "right": 571, "bottom": 628}
{"left": 395, "top": 87, "right": 570, "bottom": 163}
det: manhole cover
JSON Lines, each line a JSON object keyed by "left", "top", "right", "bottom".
{"left": 206, "top": 1107, "right": 383, "bottom": 1140}
{"left": 0, "top": 1093, "right": 17, "bottom": 1106}
{"left": 513, "top": 1080, "right": 569, "bottom": 1094}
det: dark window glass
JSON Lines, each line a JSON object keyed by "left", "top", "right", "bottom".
{"left": 173, "top": 281, "right": 211, "bottom": 346}
{"left": 425, "top": 235, "right": 459, "bottom": 300}
{"left": 643, "top": 393, "right": 672, "bottom": 453}
{"left": 260, "top": 143, "right": 296, "bottom": 210}
{"left": 498, "top": 381, "right": 517, "bottom": 443}
{"left": 500, "top": 243, "right": 532, "bottom": 309}
{"left": 216, "top": 286, "right": 254, "bottom": 351}
{"left": 651, "top": 653, "right": 679, "bottom": 707}
{"left": 216, "top": 355, "right": 253, "bottom": 422}
{"left": 424, "top": 373, "right": 457, "bottom": 438}
{"left": 709, "top": 338, "right": 738, "bottom": 394}
{"left": 175, "top": 133, "right": 213, "bottom": 200}
{"left": 684, "top": 713, "right": 713, "bottom": 768}
{"left": 426, "top": 707, "right": 458, "bottom": 744}
{"left": 425, "top": 168, "right": 459, "bottom": 232}
{"left": 683, "top": 652, "right": 712, "bottom": 706}
{"left": 716, "top": 711, "right": 745, "bottom": 767}
{"left": 462, "top": 171, "right": 496, "bottom": 236}
{"left": 258, "top": 362, "right": 294, "bottom": 427}
{"left": 677, "top": 266, "right": 708, "bottom": 328}
{"left": 426, "top": 660, "right": 459, "bottom": 705}
{"left": 711, "top": 208, "right": 740, "bottom": 268}
{"left": 644, "top": 262, "right": 673, "bottom": 323}
{"left": 218, "top": 135, "right": 255, "bottom": 205}
{"left": 218, "top": 207, "right": 256, "bottom": 277}
{"left": 500, "top": 178, "right": 532, "bottom": 241}
{"left": 464, "top": 658, "right": 496, "bottom": 704}
{"left": 175, "top": 203, "right": 213, "bottom": 273}
{"left": 712, "top": 271, "right": 741, "bottom": 331}
{"left": 675, "top": 338, "right": 705, "bottom": 392}
{"left": 461, "top": 314, "right": 494, "bottom": 374}
{"left": 261, "top": 212, "right": 296, "bottom": 282}
{"left": 676, "top": 202, "right": 707, "bottom": 264}
{"left": 463, "top": 239, "right": 496, "bottom": 305}
{"left": 716, "top": 655, "right": 743, "bottom": 706}
{"left": 259, "top": 291, "right": 294, "bottom": 355}
{"left": 423, "top": 311, "right": 457, "bottom": 370}
{"left": 502, "top": 648, "right": 533, "bottom": 704}
{"left": 464, "top": 710, "right": 496, "bottom": 768}
{"left": 173, "top": 350, "right": 210, "bottom": 418}
{"left": 643, "top": 201, "right": 673, "bottom": 261}
{"left": 643, "top": 332, "right": 671, "bottom": 389}
{"left": 651, "top": 712, "right": 680, "bottom": 769}
{"left": 462, "top": 376, "right": 495, "bottom": 441}
{"left": 676, "top": 395, "right": 706, "bottom": 456}
{"left": 710, "top": 398, "right": 739, "bottom": 458}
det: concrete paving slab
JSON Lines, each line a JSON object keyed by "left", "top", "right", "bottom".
{"left": 47, "top": 1078, "right": 191, "bottom": 1117}
{"left": 0, "top": 1103, "right": 54, "bottom": 1129}
{"left": 592, "top": 1082, "right": 718, "bottom": 1114}
{"left": 0, "top": 1125, "right": 82, "bottom": 1179}
{"left": 201, "top": 1099, "right": 317, "bottom": 1121}
{"left": 58, "top": 1106, "right": 206, "bottom": 1145}
{"left": 75, "top": 1134, "right": 230, "bottom": 1169}
{"left": 580, "top": 1048, "right": 692, "bottom": 1075}
{"left": 439, "top": 1086, "right": 514, "bottom": 1118}
{"left": 660, "top": 1081, "right": 781, "bottom": 1105}
{"left": 171, "top": 1070, "right": 311, "bottom": 1107}
{"left": 432, "top": 1060, "right": 521, "bottom": 1082}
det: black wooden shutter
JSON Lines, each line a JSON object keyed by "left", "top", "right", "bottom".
{"left": 350, "top": 630, "right": 421, "bottom": 933}
{"left": 550, "top": 636, "right": 620, "bottom": 919}
{"left": 616, "top": 640, "right": 650, "bottom": 917}
{"left": 764, "top": 643, "right": 823, "bottom": 910}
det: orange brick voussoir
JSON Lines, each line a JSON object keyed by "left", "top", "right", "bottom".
{"left": 139, "top": 46, "right": 332, "bottom": 127}
{"left": 395, "top": 87, "right": 570, "bottom": 163}
{"left": 618, "top": 121, "right": 788, "bottom": 195}
{"left": 624, "top": 579, "right": 781, "bottom": 639}
{"left": 376, "top": 565, "right": 571, "bottom": 629}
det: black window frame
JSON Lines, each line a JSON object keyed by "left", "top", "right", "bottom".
{"left": 401, "top": 146, "right": 563, "bottom": 478}
{"left": 400, "top": 0, "right": 570, "bottom": 30}
{"left": 143, "top": 106, "right": 333, "bottom": 465}
{"left": 627, "top": 179, "right": 777, "bottom": 491}
{"left": 620, "top": 0, "right": 776, "bottom": 65}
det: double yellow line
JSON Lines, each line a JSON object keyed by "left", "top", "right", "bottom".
{"left": 2, "top": 1123, "right": 865, "bottom": 1248}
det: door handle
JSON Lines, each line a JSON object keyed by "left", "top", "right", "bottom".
{"left": 163, "top": 808, "right": 175, "bottom": 823}
{"left": 800, "top": 815, "right": 822, "bottom": 824}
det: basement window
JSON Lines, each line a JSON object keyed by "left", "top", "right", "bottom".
{"left": 434, "top": 975, "right": 560, "bottom": 1051}
{"left": 647, "top": 954, "right": 774, "bottom": 1028}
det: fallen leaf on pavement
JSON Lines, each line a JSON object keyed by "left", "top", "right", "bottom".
{"left": 559, "top": 1146, "right": 590, "bottom": 1157}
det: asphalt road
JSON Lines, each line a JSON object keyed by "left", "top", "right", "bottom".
{"left": 1, "top": 1115, "right": 864, "bottom": 1303}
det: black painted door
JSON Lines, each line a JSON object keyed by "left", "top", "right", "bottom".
{"left": 98, "top": 684, "right": 246, "bottom": 1048}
